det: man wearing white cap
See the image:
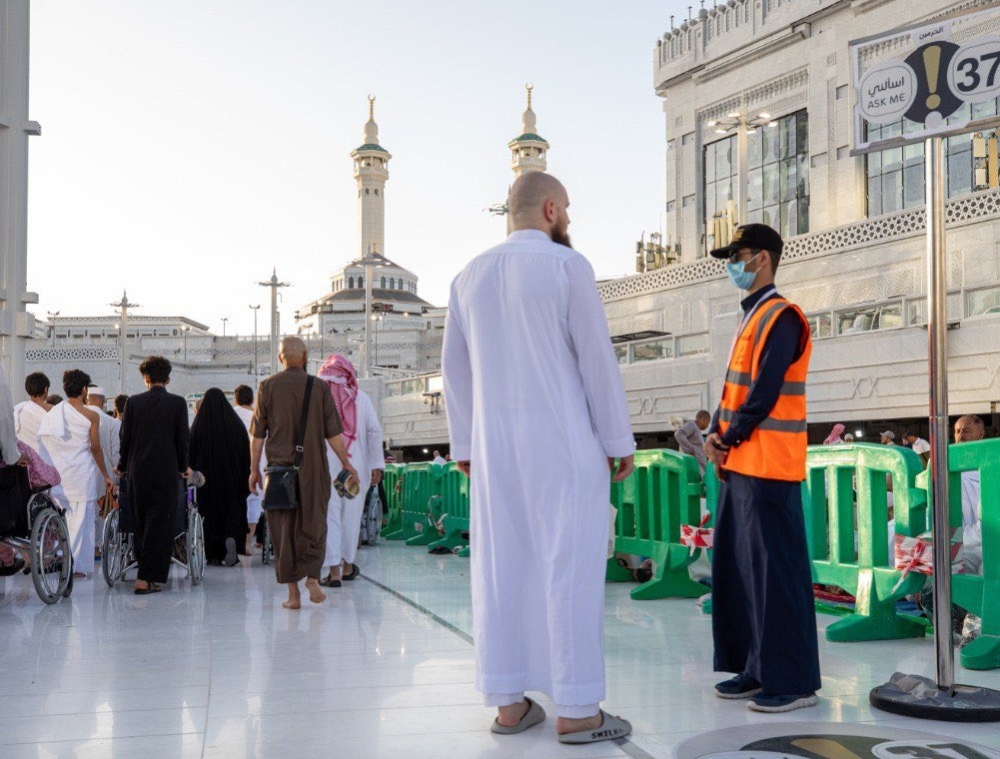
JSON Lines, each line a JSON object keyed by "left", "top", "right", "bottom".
{"left": 87, "top": 386, "right": 121, "bottom": 483}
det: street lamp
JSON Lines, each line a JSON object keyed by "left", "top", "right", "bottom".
{"left": 181, "top": 324, "right": 190, "bottom": 362}
{"left": 249, "top": 304, "right": 261, "bottom": 382}
{"left": 221, "top": 317, "right": 228, "bottom": 337}
{"left": 46, "top": 310, "right": 59, "bottom": 347}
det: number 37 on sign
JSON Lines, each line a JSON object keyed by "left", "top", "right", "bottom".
{"left": 852, "top": 7, "right": 1000, "bottom": 148}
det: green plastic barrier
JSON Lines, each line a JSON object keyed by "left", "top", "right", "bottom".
{"left": 803, "top": 443, "right": 928, "bottom": 642}
{"left": 427, "top": 463, "right": 471, "bottom": 555}
{"left": 380, "top": 464, "right": 404, "bottom": 540}
{"left": 945, "top": 439, "right": 1000, "bottom": 670}
{"left": 606, "top": 449, "right": 706, "bottom": 600}
{"left": 391, "top": 463, "right": 446, "bottom": 546}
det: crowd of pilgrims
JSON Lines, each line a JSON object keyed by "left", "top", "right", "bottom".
{"left": 0, "top": 364, "right": 340, "bottom": 580}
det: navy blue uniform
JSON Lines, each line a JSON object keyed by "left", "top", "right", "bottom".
{"left": 708, "top": 286, "right": 821, "bottom": 695}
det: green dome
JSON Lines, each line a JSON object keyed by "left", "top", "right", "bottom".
{"left": 511, "top": 133, "right": 547, "bottom": 143}
{"left": 355, "top": 143, "right": 388, "bottom": 153}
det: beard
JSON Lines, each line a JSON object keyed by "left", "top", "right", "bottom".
{"left": 551, "top": 224, "right": 572, "bottom": 249}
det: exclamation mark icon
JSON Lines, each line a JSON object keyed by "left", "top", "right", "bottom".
{"left": 924, "top": 44, "right": 942, "bottom": 110}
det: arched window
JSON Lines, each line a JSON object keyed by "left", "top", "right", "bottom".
{"left": 390, "top": 277, "right": 395, "bottom": 290}
{"left": 349, "top": 276, "right": 354, "bottom": 289}
{"left": 365, "top": 188, "right": 370, "bottom": 195}
{"left": 380, "top": 276, "right": 386, "bottom": 288}
{"left": 358, "top": 275, "right": 363, "bottom": 288}
{"left": 374, "top": 189, "right": 379, "bottom": 196}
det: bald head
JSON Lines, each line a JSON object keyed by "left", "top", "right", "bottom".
{"left": 508, "top": 172, "right": 571, "bottom": 246}
{"left": 279, "top": 336, "right": 308, "bottom": 369}
{"left": 955, "top": 415, "right": 985, "bottom": 443}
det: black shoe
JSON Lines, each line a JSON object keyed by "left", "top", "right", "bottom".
{"left": 224, "top": 538, "right": 239, "bottom": 567}
{"left": 0, "top": 557, "right": 25, "bottom": 577}
{"left": 714, "top": 672, "right": 762, "bottom": 699}
{"left": 747, "top": 692, "right": 818, "bottom": 712}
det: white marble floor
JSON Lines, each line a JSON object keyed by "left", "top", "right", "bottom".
{"left": 1, "top": 541, "right": 1000, "bottom": 758}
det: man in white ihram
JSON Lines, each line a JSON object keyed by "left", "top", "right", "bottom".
{"left": 443, "top": 171, "right": 635, "bottom": 744}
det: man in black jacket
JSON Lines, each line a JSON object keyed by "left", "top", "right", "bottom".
{"left": 118, "top": 356, "right": 189, "bottom": 595}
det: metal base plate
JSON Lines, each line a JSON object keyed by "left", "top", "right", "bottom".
{"left": 871, "top": 683, "right": 1000, "bottom": 721}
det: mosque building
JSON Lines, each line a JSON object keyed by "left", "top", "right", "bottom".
{"left": 293, "top": 96, "right": 438, "bottom": 375}
{"left": 381, "top": 0, "right": 1000, "bottom": 456}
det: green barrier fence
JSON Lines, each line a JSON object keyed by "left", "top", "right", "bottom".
{"left": 427, "top": 463, "right": 471, "bottom": 555}
{"left": 802, "top": 443, "right": 928, "bottom": 642}
{"left": 380, "top": 465, "right": 404, "bottom": 539}
{"left": 945, "top": 438, "right": 1000, "bottom": 670}
{"left": 606, "top": 449, "right": 706, "bottom": 600}
{"left": 387, "top": 463, "right": 446, "bottom": 546}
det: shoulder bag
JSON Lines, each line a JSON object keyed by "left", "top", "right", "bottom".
{"left": 262, "top": 375, "right": 314, "bottom": 511}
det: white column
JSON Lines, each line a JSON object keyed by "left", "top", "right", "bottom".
{"left": 0, "top": 2, "right": 38, "bottom": 388}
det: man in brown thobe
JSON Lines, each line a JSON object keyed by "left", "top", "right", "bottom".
{"left": 249, "top": 337, "right": 357, "bottom": 609}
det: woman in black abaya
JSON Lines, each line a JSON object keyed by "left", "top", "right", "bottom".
{"left": 189, "top": 388, "right": 251, "bottom": 566}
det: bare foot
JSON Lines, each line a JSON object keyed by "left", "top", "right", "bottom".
{"left": 282, "top": 599, "right": 301, "bottom": 610}
{"left": 305, "top": 577, "right": 326, "bottom": 604}
{"left": 497, "top": 700, "right": 531, "bottom": 728}
{"left": 556, "top": 712, "right": 602, "bottom": 735}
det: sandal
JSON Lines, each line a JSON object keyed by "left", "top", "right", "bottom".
{"left": 491, "top": 697, "right": 546, "bottom": 735}
{"left": 342, "top": 563, "right": 360, "bottom": 581}
{"left": 134, "top": 585, "right": 162, "bottom": 595}
{"left": 557, "top": 710, "right": 631, "bottom": 744}
{"left": 318, "top": 575, "right": 341, "bottom": 588}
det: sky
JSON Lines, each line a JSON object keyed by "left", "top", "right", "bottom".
{"left": 27, "top": 1, "right": 689, "bottom": 336}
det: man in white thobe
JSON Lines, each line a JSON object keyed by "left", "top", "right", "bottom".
{"left": 317, "top": 355, "right": 384, "bottom": 586}
{"left": 955, "top": 415, "right": 986, "bottom": 574}
{"left": 86, "top": 386, "right": 120, "bottom": 482}
{"left": 442, "top": 171, "right": 635, "bottom": 744}
{"left": 37, "top": 370, "right": 112, "bottom": 578}
{"left": 13, "top": 372, "right": 52, "bottom": 450}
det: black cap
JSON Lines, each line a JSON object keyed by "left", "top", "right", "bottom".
{"left": 709, "top": 223, "right": 784, "bottom": 259}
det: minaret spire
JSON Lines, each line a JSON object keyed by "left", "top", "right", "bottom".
{"left": 352, "top": 94, "right": 391, "bottom": 263}
{"left": 509, "top": 83, "right": 549, "bottom": 178}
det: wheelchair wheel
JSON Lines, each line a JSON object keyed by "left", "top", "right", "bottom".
{"left": 30, "top": 507, "right": 72, "bottom": 604}
{"left": 101, "top": 510, "right": 122, "bottom": 587}
{"left": 259, "top": 518, "right": 273, "bottom": 565}
{"left": 188, "top": 509, "right": 205, "bottom": 584}
{"left": 363, "top": 488, "right": 382, "bottom": 546}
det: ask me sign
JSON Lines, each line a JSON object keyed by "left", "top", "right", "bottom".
{"left": 851, "top": 6, "right": 1000, "bottom": 151}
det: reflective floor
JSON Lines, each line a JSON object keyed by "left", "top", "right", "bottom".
{"left": 2, "top": 541, "right": 1000, "bottom": 758}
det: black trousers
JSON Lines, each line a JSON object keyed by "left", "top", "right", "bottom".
{"left": 130, "top": 477, "right": 182, "bottom": 584}
{"left": 712, "top": 470, "right": 822, "bottom": 695}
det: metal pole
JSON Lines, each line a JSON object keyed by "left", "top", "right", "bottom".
{"left": 926, "top": 136, "right": 954, "bottom": 693}
{"left": 120, "top": 297, "right": 128, "bottom": 394}
{"left": 270, "top": 275, "right": 278, "bottom": 375}
{"left": 364, "top": 244, "right": 373, "bottom": 379}
{"left": 737, "top": 110, "right": 749, "bottom": 225}
{"left": 250, "top": 304, "right": 260, "bottom": 385}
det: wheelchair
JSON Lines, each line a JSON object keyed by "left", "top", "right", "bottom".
{"left": 0, "top": 466, "right": 73, "bottom": 604}
{"left": 102, "top": 477, "right": 206, "bottom": 587}
{"left": 360, "top": 484, "right": 383, "bottom": 546}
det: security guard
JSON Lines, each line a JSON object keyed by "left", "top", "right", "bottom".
{"left": 704, "top": 223, "right": 821, "bottom": 713}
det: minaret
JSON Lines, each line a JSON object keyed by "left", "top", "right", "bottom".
{"left": 508, "top": 84, "right": 549, "bottom": 177}
{"left": 351, "top": 95, "right": 391, "bottom": 259}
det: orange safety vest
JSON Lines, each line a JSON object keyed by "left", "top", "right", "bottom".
{"left": 718, "top": 295, "right": 812, "bottom": 482}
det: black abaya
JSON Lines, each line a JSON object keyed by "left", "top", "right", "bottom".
{"left": 189, "top": 388, "right": 251, "bottom": 562}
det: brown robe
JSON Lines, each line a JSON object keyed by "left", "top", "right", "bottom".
{"left": 251, "top": 367, "right": 343, "bottom": 583}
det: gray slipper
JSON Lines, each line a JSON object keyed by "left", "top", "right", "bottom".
{"left": 490, "top": 697, "right": 546, "bottom": 735}
{"left": 557, "top": 710, "right": 632, "bottom": 744}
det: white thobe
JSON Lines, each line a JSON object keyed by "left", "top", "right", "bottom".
{"left": 37, "top": 403, "right": 103, "bottom": 575}
{"left": 94, "top": 412, "right": 120, "bottom": 484}
{"left": 234, "top": 404, "right": 264, "bottom": 524}
{"left": 324, "top": 391, "right": 383, "bottom": 568}
{"left": 13, "top": 401, "right": 47, "bottom": 451}
{"left": 442, "top": 229, "right": 635, "bottom": 715}
{"left": 961, "top": 470, "right": 982, "bottom": 574}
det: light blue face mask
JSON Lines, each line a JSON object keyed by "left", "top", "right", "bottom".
{"left": 725, "top": 252, "right": 762, "bottom": 291}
